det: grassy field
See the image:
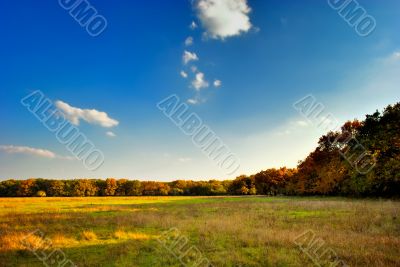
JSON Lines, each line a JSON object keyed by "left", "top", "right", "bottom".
{"left": 0, "top": 196, "right": 399, "bottom": 267}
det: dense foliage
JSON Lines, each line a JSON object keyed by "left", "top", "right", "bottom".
{"left": 1, "top": 103, "right": 399, "bottom": 197}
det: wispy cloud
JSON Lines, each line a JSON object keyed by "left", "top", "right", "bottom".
{"left": 178, "top": 157, "right": 192, "bottom": 163}
{"left": 106, "top": 131, "right": 116, "bottom": 138}
{"left": 180, "top": 70, "right": 188, "bottom": 78}
{"left": 55, "top": 100, "right": 119, "bottom": 128}
{"left": 389, "top": 51, "right": 400, "bottom": 61}
{"left": 195, "top": 0, "right": 253, "bottom": 39}
{"left": 0, "top": 145, "right": 73, "bottom": 160}
{"left": 296, "top": 120, "right": 309, "bottom": 127}
{"left": 183, "top": 50, "right": 199, "bottom": 65}
{"left": 187, "top": 98, "right": 199, "bottom": 105}
{"left": 190, "top": 21, "right": 198, "bottom": 30}
{"left": 185, "top": 36, "right": 194, "bottom": 46}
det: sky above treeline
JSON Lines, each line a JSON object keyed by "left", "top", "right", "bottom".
{"left": 0, "top": 0, "right": 399, "bottom": 180}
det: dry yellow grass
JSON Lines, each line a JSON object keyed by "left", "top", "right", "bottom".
{"left": 81, "top": 230, "right": 98, "bottom": 241}
{"left": 0, "top": 196, "right": 398, "bottom": 266}
{"left": 114, "top": 230, "right": 155, "bottom": 240}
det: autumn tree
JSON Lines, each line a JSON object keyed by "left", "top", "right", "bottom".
{"left": 16, "top": 179, "right": 37, "bottom": 197}
{"left": 229, "top": 175, "right": 256, "bottom": 195}
{"left": 255, "top": 168, "right": 294, "bottom": 195}
{"left": 47, "top": 180, "right": 66, "bottom": 197}
{"left": 115, "top": 179, "right": 128, "bottom": 196}
{"left": 104, "top": 178, "right": 118, "bottom": 196}
{"left": 72, "top": 179, "right": 99, "bottom": 197}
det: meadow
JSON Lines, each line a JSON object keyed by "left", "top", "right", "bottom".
{"left": 0, "top": 196, "right": 399, "bottom": 267}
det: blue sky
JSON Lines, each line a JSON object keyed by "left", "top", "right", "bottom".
{"left": 0, "top": 0, "right": 399, "bottom": 180}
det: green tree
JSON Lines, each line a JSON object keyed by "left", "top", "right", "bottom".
{"left": 125, "top": 180, "right": 142, "bottom": 196}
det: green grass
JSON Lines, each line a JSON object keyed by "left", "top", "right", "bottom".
{"left": 0, "top": 196, "right": 399, "bottom": 266}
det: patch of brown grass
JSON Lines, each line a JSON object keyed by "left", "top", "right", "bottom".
{"left": 114, "top": 230, "right": 155, "bottom": 240}
{"left": 0, "top": 231, "right": 44, "bottom": 251}
{"left": 81, "top": 230, "right": 97, "bottom": 241}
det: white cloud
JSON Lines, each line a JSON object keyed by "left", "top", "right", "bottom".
{"left": 180, "top": 70, "right": 188, "bottom": 78}
{"left": 0, "top": 145, "right": 55, "bottom": 158}
{"left": 195, "top": 0, "right": 253, "bottom": 39}
{"left": 185, "top": 36, "right": 194, "bottom": 46}
{"left": 213, "top": 79, "right": 222, "bottom": 87}
{"left": 190, "top": 21, "right": 198, "bottom": 30}
{"left": 55, "top": 100, "right": 119, "bottom": 128}
{"left": 0, "top": 145, "right": 73, "bottom": 160}
{"left": 187, "top": 98, "right": 199, "bottom": 105}
{"left": 106, "top": 131, "right": 116, "bottom": 137}
{"left": 192, "top": 72, "right": 209, "bottom": 90}
{"left": 183, "top": 50, "right": 199, "bottom": 65}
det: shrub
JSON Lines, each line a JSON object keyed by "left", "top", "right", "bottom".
{"left": 36, "top": 191, "right": 46, "bottom": 197}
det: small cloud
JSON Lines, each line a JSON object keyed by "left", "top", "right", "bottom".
{"left": 178, "top": 157, "right": 192, "bottom": 163}
{"left": 195, "top": 0, "right": 254, "bottom": 39}
{"left": 190, "top": 21, "right": 198, "bottom": 30}
{"left": 252, "top": 26, "right": 261, "bottom": 33}
{"left": 55, "top": 100, "right": 119, "bottom": 128}
{"left": 390, "top": 51, "right": 400, "bottom": 61}
{"left": 183, "top": 50, "right": 199, "bottom": 65}
{"left": 0, "top": 145, "right": 73, "bottom": 160}
{"left": 382, "top": 51, "right": 400, "bottom": 64}
{"left": 277, "top": 130, "right": 291, "bottom": 136}
{"left": 185, "top": 36, "right": 194, "bottom": 46}
{"left": 296, "top": 120, "right": 309, "bottom": 127}
{"left": 59, "top": 156, "right": 75, "bottom": 160}
{"left": 213, "top": 79, "right": 222, "bottom": 88}
{"left": 180, "top": 70, "right": 188, "bottom": 78}
{"left": 187, "top": 98, "right": 199, "bottom": 105}
{"left": 192, "top": 72, "right": 209, "bottom": 90}
{"left": 106, "top": 131, "right": 116, "bottom": 138}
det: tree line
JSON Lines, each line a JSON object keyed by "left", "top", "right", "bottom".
{"left": 1, "top": 102, "right": 399, "bottom": 198}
